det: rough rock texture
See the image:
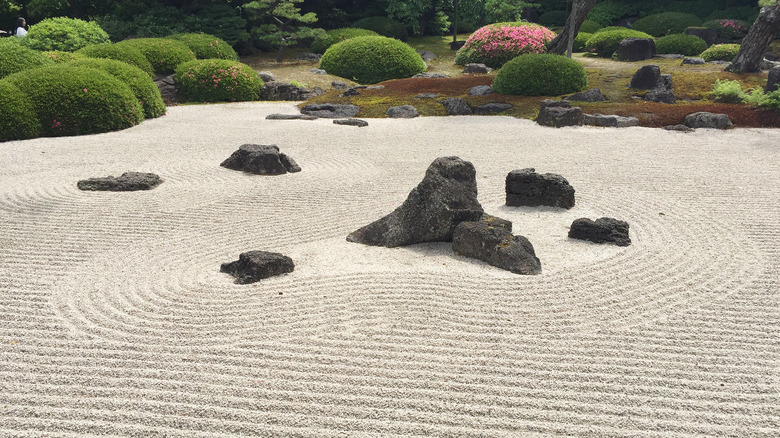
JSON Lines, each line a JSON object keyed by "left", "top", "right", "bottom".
{"left": 417, "top": 50, "right": 436, "bottom": 61}
{"left": 220, "top": 144, "right": 301, "bottom": 175}
{"left": 414, "top": 93, "right": 440, "bottom": 99}
{"left": 346, "top": 157, "right": 484, "bottom": 247}
{"left": 536, "top": 102, "right": 582, "bottom": 128}
{"left": 386, "top": 105, "right": 419, "bottom": 118}
{"left": 260, "top": 83, "right": 324, "bottom": 101}
{"left": 331, "top": 80, "right": 349, "bottom": 90}
{"left": 300, "top": 103, "right": 360, "bottom": 118}
{"left": 310, "top": 68, "right": 327, "bottom": 75}
{"left": 333, "top": 119, "right": 368, "bottom": 127}
{"left": 659, "top": 74, "right": 673, "bottom": 90}
{"left": 506, "top": 168, "right": 575, "bottom": 209}
{"left": 684, "top": 112, "right": 733, "bottom": 129}
{"left": 463, "top": 63, "right": 492, "bottom": 74}
{"left": 468, "top": 85, "right": 494, "bottom": 96}
{"left": 452, "top": 221, "right": 542, "bottom": 275}
{"left": 341, "top": 87, "right": 362, "bottom": 97}
{"left": 439, "top": 98, "right": 473, "bottom": 115}
{"left": 540, "top": 99, "right": 571, "bottom": 110}
{"left": 412, "top": 72, "right": 449, "bottom": 78}
{"left": 474, "top": 103, "right": 512, "bottom": 115}
{"left": 583, "top": 114, "right": 640, "bottom": 127}
{"left": 569, "top": 217, "right": 631, "bottom": 247}
{"left": 154, "top": 74, "right": 179, "bottom": 105}
{"left": 265, "top": 114, "right": 318, "bottom": 120}
{"left": 685, "top": 27, "right": 718, "bottom": 46}
{"left": 616, "top": 38, "right": 657, "bottom": 61}
{"left": 655, "top": 54, "right": 685, "bottom": 59}
{"left": 765, "top": 67, "right": 780, "bottom": 93}
{"left": 480, "top": 213, "right": 512, "bottom": 232}
{"left": 220, "top": 251, "right": 294, "bottom": 284}
{"left": 664, "top": 124, "right": 694, "bottom": 132}
{"left": 766, "top": 52, "right": 780, "bottom": 61}
{"left": 77, "top": 172, "right": 162, "bottom": 191}
{"left": 450, "top": 40, "right": 466, "bottom": 50}
{"left": 644, "top": 88, "right": 677, "bottom": 104}
{"left": 257, "top": 71, "right": 276, "bottom": 82}
{"left": 682, "top": 57, "right": 706, "bottom": 65}
{"left": 759, "top": 59, "right": 780, "bottom": 70}
{"left": 565, "top": 88, "right": 607, "bottom": 102}
{"left": 629, "top": 65, "right": 661, "bottom": 89}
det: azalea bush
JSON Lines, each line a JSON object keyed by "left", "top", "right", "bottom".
{"left": 0, "top": 39, "right": 54, "bottom": 79}
{"left": 454, "top": 23, "right": 556, "bottom": 69}
{"left": 0, "top": 80, "right": 40, "bottom": 142}
{"left": 43, "top": 51, "right": 86, "bottom": 64}
{"left": 703, "top": 19, "right": 750, "bottom": 41}
{"left": 174, "top": 59, "right": 264, "bottom": 102}
{"left": 699, "top": 43, "right": 740, "bottom": 62}
{"left": 116, "top": 38, "right": 196, "bottom": 74}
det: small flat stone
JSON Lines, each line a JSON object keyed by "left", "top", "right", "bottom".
{"left": 257, "top": 71, "right": 276, "bottom": 82}
{"left": 412, "top": 72, "right": 449, "bottom": 78}
{"left": 266, "top": 114, "right": 318, "bottom": 120}
{"left": 682, "top": 57, "right": 705, "bottom": 65}
{"left": 414, "top": 93, "right": 440, "bottom": 99}
{"left": 334, "top": 119, "right": 368, "bottom": 127}
{"left": 473, "top": 103, "right": 512, "bottom": 115}
{"left": 310, "top": 68, "right": 327, "bottom": 74}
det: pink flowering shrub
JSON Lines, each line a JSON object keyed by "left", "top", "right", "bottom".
{"left": 455, "top": 23, "right": 556, "bottom": 69}
{"left": 174, "top": 59, "right": 264, "bottom": 102}
{"left": 703, "top": 19, "right": 749, "bottom": 41}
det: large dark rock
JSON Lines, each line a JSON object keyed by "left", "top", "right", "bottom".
{"left": 468, "top": 85, "right": 494, "bottom": 96}
{"left": 540, "top": 99, "right": 571, "bottom": 110}
{"left": 765, "top": 67, "right": 780, "bottom": 93}
{"left": 154, "top": 74, "right": 179, "bottom": 105}
{"left": 628, "top": 65, "right": 661, "bottom": 89}
{"left": 583, "top": 114, "right": 640, "bottom": 127}
{"left": 684, "top": 27, "right": 718, "bottom": 46}
{"left": 261, "top": 83, "right": 324, "bottom": 101}
{"left": 536, "top": 102, "right": 582, "bottom": 128}
{"left": 569, "top": 217, "right": 631, "bottom": 247}
{"left": 452, "top": 221, "right": 541, "bottom": 275}
{"left": 616, "top": 38, "right": 656, "bottom": 62}
{"left": 463, "top": 63, "right": 492, "bottom": 74}
{"left": 450, "top": 40, "right": 466, "bottom": 50}
{"left": 439, "top": 98, "right": 473, "bottom": 115}
{"left": 565, "top": 88, "right": 607, "bottom": 102}
{"left": 220, "top": 251, "right": 294, "bottom": 284}
{"left": 77, "top": 172, "right": 162, "bottom": 191}
{"left": 220, "top": 144, "right": 301, "bottom": 175}
{"left": 386, "top": 105, "right": 419, "bottom": 118}
{"left": 347, "top": 157, "right": 484, "bottom": 247}
{"left": 506, "top": 168, "right": 575, "bottom": 209}
{"left": 474, "top": 103, "right": 512, "bottom": 115}
{"left": 684, "top": 112, "right": 733, "bottom": 129}
{"left": 300, "top": 103, "right": 360, "bottom": 118}
{"left": 257, "top": 71, "right": 276, "bottom": 82}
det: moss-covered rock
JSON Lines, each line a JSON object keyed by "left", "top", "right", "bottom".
{"left": 0, "top": 80, "right": 40, "bottom": 141}
{"left": 166, "top": 33, "right": 238, "bottom": 61}
{"left": 116, "top": 38, "right": 196, "bottom": 74}
{"left": 493, "top": 54, "right": 587, "bottom": 96}
{"left": 175, "top": 59, "right": 264, "bottom": 102}
{"left": 77, "top": 43, "right": 155, "bottom": 77}
{"left": 319, "top": 36, "right": 425, "bottom": 85}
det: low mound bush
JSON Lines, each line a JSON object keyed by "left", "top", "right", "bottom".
{"left": 699, "top": 43, "right": 740, "bottom": 62}
{"left": 174, "top": 59, "right": 264, "bottom": 102}
{"left": 310, "top": 28, "right": 379, "bottom": 54}
{"left": 4, "top": 65, "right": 144, "bottom": 137}
{"left": 585, "top": 28, "right": 653, "bottom": 57}
{"left": 77, "top": 43, "right": 155, "bottom": 77}
{"left": 492, "top": 53, "right": 587, "bottom": 96}
{"left": 538, "top": 10, "right": 568, "bottom": 27}
{"left": 67, "top": 58, "right": 165, "bottom": 119}
{"left": 631, "top": 12, "right": 701, "bottom": 37}
{"left": 22, "top": 17, "right": 110, "bottom": 52}
{"left": 579, "top": 20, "right": 603, "bottom": 34}
{"left": 654, "top": 34, "right": 708, "bottom": 56}
{"left": 44, "top": 51, "right": 86, "bottom": 63}
{"left": 0, "top": 39, "right": 54, "bottom": 79}
{"left": 352, "top": 16, "right": 408, "bottom": 41}
{"left": 573, "top": 32, "right": 593, "bottom": 52}
{"left": 702, "top": 19, "right": 750, "bottom": 41}
{"left": 167, "top": 33, "right": 238, "bottom": 61}
{"left": 594, "top": 26, "right": 631, "bottom": 33}
{"left": 116, "top": 38, "right": 196, "bottom": 74}
{"left": 0, "top": 80, "right": 40, "bottom": 141}
{"left": 454, "top": 23, "right": 556, "bottom": 69}
{"left": 319, "top": 35, "right": 425, "bottom": 84}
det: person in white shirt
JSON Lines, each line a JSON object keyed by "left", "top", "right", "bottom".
{"left": 16, "top": 17, "right": 27, "bottom": 36}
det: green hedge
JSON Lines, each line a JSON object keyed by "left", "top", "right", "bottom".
{"left": 115, "top": 38, "right": 196, "bottom": 74}
{"left": 167, "top": 33, "right": 238, "bottom": 61}
{"left": 574, "top": 32, "right": 593, "bottom": 52}
{"left": 699, "top": 43, "right": 740, "bottom": 62}
{"left": 0, "top": 39, "right": 55, "bottom": 79}
{"left": 22, "top": 17, "right": 110, "bottom": 52}
{"left": 632, "top": 12, "right": 702, "bottom": 37}
{"left": 174, "top": 59, "right": 264, "bottom": 102}
{"left": 77, "top": 43, "right": 155, "bottom": 77}
{"left": 319, "top": 36, "right": 425, "bottom": 84}
{"left": 0, "top": 80, "right": 40, "bottom": 141}
{"left": 654, "top": 34, "right": 708, "bottom": 57}
{"left": 43, "top": 51, "right": 87, "bottom": 64}
{"left": 493, "top": 54, "right": 587, "bottom": 96}
{"left": 352, "top": 16, "right": 408, "bottom": 41}
{"left": 585, "top": 28, "right": 654, "bottom": 57}
{"left": 310, "top": 28, "right": 380, "bottom": 54}
{"left": 579, "top": 20, "right": 603, "bottom": 34}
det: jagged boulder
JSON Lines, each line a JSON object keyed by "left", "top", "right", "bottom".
{"left": 220, "top": 144, "right": 301, "bottom": 175}
{"left": 453, "top": 220, "right": 541, "bottom": 275}
{"left": 569, "top": 217, "right": 631, "bottom": 246}
{"left": 616, "top": 38, "right": 656, "bottom": 62}
{"left": 220, "top": 251, "right": 294, "bottom": 284}
{"left": 439, "top": 98, "right": 473, "bottom": 115}
{"left": 468, "top": 85, "right": 494, "bottom": 96}
{"left": 506, "top": 168, "right": 575, "bottom": 209}
{"left": 77, "top": 172, "right": 162, "bottom": 191}
{"left": 765, "top": 67, "right": 780, "bottom": 93}
{"left": 628, "top": 65, "right": 661, "bottom": 89}
{"left": 536, "top": 100, "right": 582, "bottom": 128}
{"left": 684, "top": 112, "right": 733, "bottom": 129}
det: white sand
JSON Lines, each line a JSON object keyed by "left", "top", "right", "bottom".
{"left": 0, "top": 102, "right": 778, "bottom": 437}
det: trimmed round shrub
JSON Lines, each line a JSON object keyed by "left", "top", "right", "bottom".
{"left": 4, "top": 65, "right": 144, "bottom": 137}
{"left": 22, "top": 17, "right": 110, "bottom": 52}
{"left": 115, "top": 38, "right": 196, "bottom": 74}
{"left": 573, "top": 32, "right": 593, "bottom": 52}
{"left": 319, "top": 36, "right": 425, "bottom": 84}
{"left": 67, "top": 58, "right": 165, "bottom": 119}
{"left": 585, "top": 28, "right": 653, "bottom": 57}
{"left": 44, "top": 51, "right": 87, "bottom": 64}
{"left": 699, "top": 43, "right": 740, "bottom": 62}
{"left": 454, "top": 23, "right": 556, "bottom": 69}
{"left": 702, "top": 19, "right": 750, "bottom": 41}
{"left": 0, "top": 80, "right": 40, "bottom": 141}
{"left": 632, "top": 12, "right": 701, "bottom": 37}
{"left": 579, "top": 20, "right": 603, "bottom": 34}
{"left": 0, "top": 38, "right": 55, "bottom": 79}
{"left": 492, "top": 53, "right": 587, "bottom": 96}
{"left": 594, "top": 26, "right": 632, "bottom": 34}
{"left": 77, "top": 43, "right": 155, "bottom": 77}
{"left": 655, "top": 34, "right": 708, "bottom": 57}
{"left": 538, "top": 10, "right": 568, "bottom": 27}
{"left": 352, "top": 16, "right": 408, "bottom": 41}
{"left": 174, "top": 59, "right": 264, "bottom": 102}
{"left": 310, "top": 27, "right": 380, "bottom": 54}
{"left": 166, "top": 33, "right": 238, "bottom": 61}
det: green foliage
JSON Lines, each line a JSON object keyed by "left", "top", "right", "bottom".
{"left": 310, "top": 27, "right": 379, "bottom": 54}
{"left": 484, "top": 0, "right": 540, "bottom": 23}
{"left": 384, "top": 0, "right": 430, "bottom": 35}
{"left": 116, "top": 38, "right": 196, "bottom": 74}
{"left": 27, "top": 0, "right": 69, "bottom": 21}
{"left": 706, "top": 6, "right": 760, "bottom": 23}
{"left": 319, "top": 35, "right": 425, "bottom": 84}
{"left": 699, "top": 43, "right": 740, "bottom": 61}
{"left": 454, "top": 23, "right": 556, "bottom": 68}
{"left": 427, "top": 11, "right": 451, "bottom": 36}
{"left": 585, "top": 28, "right": 654, "bottom": 57}
{"left": 77, "top": 43, "right": 154, "bottom": 77}
{"left": 631, "top": 12, "right": 702, "bottom": 37}
{"left": 0, "top": 38, "right": 55, "bottom": 79}
{"left": 352, "top": 16, "right": 409, "bottom": 41}
{"left": 167, "top": 33, "right": 238, "bottom": 61}
{"left": 538, "top": 10, "right": 568, "bottom": 27}
{"left": 579, "top": 20, "right": 603, "bottom": 34}
{"left": 43, "top": 50, "right": 86, "bottom": 63}
{"left": 67, "top": 58, "right": 165, "bottom": 119}
{"left": 492, "top": 53, "right": 587, "bottom": 96}
{"left": 22, "top": 17, "right": 110, "bottom": 52}
{"left": 174, "top": 59, "right": 264, "bottom": 102}
{"left": 0, "top": 80, "right": 40, "bottom": 142}
{"left": 4, "top": 65, "right": 144, "bottom": 137}
{"left": 654, "top": 33, "right": 708, "bottom": 56}
{"left": 710, "top": 79, "right": 746, "bottom": 103}
{"left": 586, "top": 0, "right": 646, "bottom": 27}
{"left": 242, "top": 0, "right": 323, "bottom": 58}
{"left": 594, "top": 26, "right": 633, "bottom": 33}
{"left": 744, "top": 88, "right": 780, "bottom": 110}
{"left": 196, "top": 4, "right": 250, "bottom": 47}
{"left": 702, "top": 19, "right": 750, "bottom": 41}
{"left": 573, "top": 32, "right": 593, "bottom": 52}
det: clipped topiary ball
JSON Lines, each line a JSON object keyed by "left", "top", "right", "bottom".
{"left": 4, "top": 65, "right": 144, "bottom": 137}
{"left": 454, "top": 23, "right": 556, "bottom": 68}
{"left": 77, "top": 43, "right": 155, "bottom": 77}
{"left": 23, "top": 17, "right": 110, "bottom": 52}
{"left": 0, "top": 80, "right": 40, "bottom": 141}
{"left": 632, "top": 12, "right": 701, "bottom": 37}
{"left": 574, "top": 32, "right": 593, "bottom": 52}
{"left": 493, "top": 53, "right": 587, "bottom": 96}
{"left": 352, "top": 16, "right": 408, "bottom": 41}
{"left": 174, "top": 59, "right": 264, "bottom": 102}
{"left": 585, "top": 28, "right": 653, "bottom": 57}
{"left": 310, "top": 28, "right": 380, "bottom": 54}
{"left": 655, "top": 34, "right": 708, "bottom": 56}
{"left": 0, "top": 39, "right": 55, "bottom": 79}
{"left": 43, "top": 51, "right": 87, "bottom": 64}
{"left": 319, "top": 35, "right": 425, "bottom": 85}
{"left": 700, "top": 43, "right": 740, "bottom": 62}
{"left": 167, "top": 33, "right": 238, "bottom": 61}
{"left": 579, "top": 20, "right": 603, "bottom": 34}
{"left": 67, "top": 58, "right": 165, "bottom": 119}
{"left": 116, "top": 38, "right": 196, "bottom": 74}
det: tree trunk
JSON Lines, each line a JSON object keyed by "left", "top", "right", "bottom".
{"left": 726, "top": 6, "right": 780, "bottom": 73}
{"left": 547, "top": 0, "right": 599, "bottom": 55}
{"left": 275, "top": 44, "right": 287, "bottom": 62}
{"left": 452, "top": 0, "right": 459, "bottom": 43}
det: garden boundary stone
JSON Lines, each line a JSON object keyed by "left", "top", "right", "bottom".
{"left": 412, "top": 72, "right": 449, "bottom": 78}
{"left": 765, "top": 67, "right": 780, "bottom": 93}
{"left": 684, "top": 112, "right": 733, "bottom": 129}
{"left": 536, "top": 101, "right": 582, "bottom": 128}
{"left": 468, "top": 85, "right": 493, "bottom": 96}
{"left": 266, "top": 114, "right": 317, "bottom": 120}
{"left": 583, "top": 114, "right": 640, "bottom": 127}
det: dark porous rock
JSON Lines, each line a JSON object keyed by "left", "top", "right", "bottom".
{"left": 628, "top": 65, "right": 661, "bottom": 90}
{"left": 506, "top": 168, "right": 575, "bottom": 209}
{"left": 331, "top": 80, "right": 350, "bottom": 90}
{"left": 565, "top": 88, "right": 607, "bottom": 102}
{"left": 540, "top": 99, "right": 571, "bottom": 110}
{"left": 684, "top": 112, "right": 733, "bottom": 129}
{"left": 480, "top": 213, "right": 512, "bottom": 232}
{"left": 77, "top": 172, "right": 162, "bottom": 191}
{"left": 463, "top": 63, "right": 493, "bottom": 74}
{"left": 300, "top": 103, "right": 360, "bottom": 118}
{"left": 334, "top": 118, "right": 368, "bottom": 127}
{"left": 414, "top": 93, "right": 440, "bottom": 99}
{"left": 220, "top": 144, "right": 300, "bottom": 175}
{"left": 685, "top": 27, "right": 718, "bottom": 46}
{"left": 310, "top": 68, "right": 327, "bottom": 74}
{"left": 260, "top": 82, "right": 324, "bottom": 101}
{"left": 468, "top": 85, "right": 494, "bottom": 96}
{"left": 536, "top": 105, "right": 582, "bottom": 128}
{"left": 452, "top": 221, "right": 541, "bottom": 275}
{"left": 266, "top": 113, "right": 318, "bottom": 120}
{"left": 583, "top": 113, "right": 640, "bottom": 128}
{"left": 341, "top": 87, "right": 362, "bottom": 97}
{"left": 659, "top": 73, "right": 673, "bottom": 90}
{"left": 451, "top": 40, "right": 467, "bottom": 50}
{"left": 474, "top": 103, "right": 512, "bottom": 115}
{"left": 569, "top": 217, "right": 631, "bottom": 247}
{"left": 412, "top": 72, "right": 449, "bottom": 78}
{"left": 295, "top": 53, "right": 321, "bottom": 61}
{"left": 417, "top": 50, "right": 436, "bottom": 61}
{"left": 682, "top": 57, "right": 705, "bottom": 65}
{"left": 760, "top": 59, "right": 780, "bottom": 71}
{"left": 439, "top": 98, "right": 473, "bottom": 115}
{"left": 154, "top": 74, "right": 179, "bottom": 105}
{"left": 644, "top": 88, "right": 676, "bottom": 104}
{"left": 765, "top": 52, "right": 780, "bottom": 62}
{"left": 258, "top": 71, "right": 276, "bottom": 82}
{"left": 386, "top": 105, "right": 419, "bottom": 118}
{"left": 616, "top": 38, "right": 656, "bottom": 62}
{"left": 347, "top": 157, "right": 484, "bottom": 247}
{"left": 664, "top": 124, "right": 694, "bottom": 132}
{"left": 220, "top": 251, "right": 294, "bottom": 284}
{"left": 765, "top": 67, "right": 780, "bottom": 93}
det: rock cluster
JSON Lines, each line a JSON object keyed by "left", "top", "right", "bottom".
{"left": 220, "top": 144, "right": 301, "bottom": 175}
{"left": 77, "top": 172, "right": 162, "bottom": 191}
{"left": 569, "top": 217, "right": 631, "bottom": 246}
{"left": 220, "top": 251, "right": 295, "bottom": 284}
{"left": 154, "top": 74, "right": 179, "bottom": 105}
{"left": 260, "top": 83, "right": 324, "bottom": 101}
{"left": 629, "top": 65, "right": 676, "bottom": 104}
{"left": 506, "top": 168, "right": 575, "bottom": 209}
{"left": 536, "top": 100, "right": 582, "bottom": 128}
